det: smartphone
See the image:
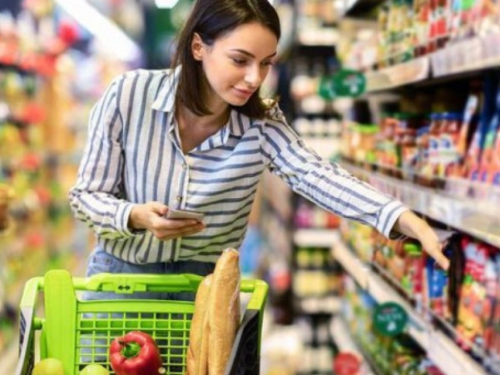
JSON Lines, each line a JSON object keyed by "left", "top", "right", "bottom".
{"left": 165, "top": 209, "right": 205, "bottom": 222}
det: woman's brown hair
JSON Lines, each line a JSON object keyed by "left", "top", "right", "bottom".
{"left": 171, "top": 0, "right": 281, "bottom": 120}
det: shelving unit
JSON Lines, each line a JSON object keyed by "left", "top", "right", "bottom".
{"left": 364, "top": 35, "right": 500, "bottom": 93}
{"left": 365, "top": 56, "right": 430, "bottom": 92}
{"left": 332, "top": 239, "right": 489, "bottom": 375}
{"left": 340, "top": 161, "right": 500, "bottom": 248}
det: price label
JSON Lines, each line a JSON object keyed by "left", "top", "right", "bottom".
{"left": 373, "top": 302, "right": 408, "bottom": 337}
{"left": 333, "top": 352, "right": 361, "bottom": 375}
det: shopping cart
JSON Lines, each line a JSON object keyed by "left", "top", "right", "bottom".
{"left": 14, "top": 269, "right": 268, "bottom": 375}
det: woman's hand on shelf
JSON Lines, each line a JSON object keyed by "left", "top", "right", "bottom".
{"left": 394, "top": 210, "right": 450, "bottom": 270}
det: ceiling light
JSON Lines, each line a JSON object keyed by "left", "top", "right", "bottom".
{"left": 154, "top": 0, "right": 179, "bottom": 8}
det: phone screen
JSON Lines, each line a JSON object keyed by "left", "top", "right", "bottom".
{"left": 166, "top": 209, "right": 204, "bottom": 221}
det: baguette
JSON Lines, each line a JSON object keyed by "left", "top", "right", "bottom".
{"left": 208, "top": 248, "right": 241, "bottom": 375}
{"left": 186, "top": 274, "right": 213, "bottom": 375}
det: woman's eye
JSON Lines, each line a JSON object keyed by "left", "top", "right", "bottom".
{"left": 262, "top": 61, "right": 274, "bottom": 67}
{"left": 232, "top": 58, "right": 247, "bottom": 65}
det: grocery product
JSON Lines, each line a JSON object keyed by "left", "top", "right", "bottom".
{"left": 109, "top": 331, "right": 163, "bottom": 375}
{"left": 488, "top": 123, "right": 500, "bottom": 188}
{"left": 478, "top": 88, "right": 500, "bottom": 184}
{"left": 425, "top": 245, "right": 451, "bottom": 319}
{"left": 0, "top": 184, "right": 12, "bottom": 231}
{"left": 401, "top": 243, "right": 425, "bottom": 313}
{"left": 186, "top": 274, "right": 213, "bottom": 375}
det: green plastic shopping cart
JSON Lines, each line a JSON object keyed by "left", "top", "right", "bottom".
{"left": 14, "top": 269, "right": 268, "bottom": 375}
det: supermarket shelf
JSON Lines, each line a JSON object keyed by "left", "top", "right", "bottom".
{"left": 371, "top": 260, "right": 500, "bottom": 375}
{"left": 341, "top": 161, "right": 500, "bottom": 249}
{"left": 330, "top": 317, "right": 376, "bottom": 375}
{"left": 364, "top": 35, "right": 500, "bottom": 93}
{"left": 430, "top": 35, "right": 500, "bottom": 78}
{"left": 331, "top": 241, "right": 369, "bottom": 288}
{"left": 332, "top": 240, "right": 488, "bottom": 375}
{"left": 293, "top": 228, "right": 340, "bottom": 247}
{"left": 297, "top": 28, "right": 339, "bottom": 47}
{"left": 298, "top": 295, "right": 343, "bottom": 315}
{"left": 365, "top": 56, "right": 430, "bottom": 93}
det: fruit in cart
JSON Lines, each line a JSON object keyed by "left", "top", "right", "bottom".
{"left": 32, "top": 358, "right": 64, "bottom": 375}
{"left": 109, "top": 331, "right": 164, "bottom": 375}
{"left": 79, "top": 364, "right": 110, "bottom": 375}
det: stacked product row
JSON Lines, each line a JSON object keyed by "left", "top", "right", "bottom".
{"left": 341, "top": 76, "right": 500, "bottom": 201}
{"left": 342, "top": 219, "right": 500, "bottom": 374}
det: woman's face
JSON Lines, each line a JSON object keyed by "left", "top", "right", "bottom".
{"left": 192, "top": 22, "right": 278, "bottom": 109}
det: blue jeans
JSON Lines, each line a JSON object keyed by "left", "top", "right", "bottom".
{"left": 83, "top": 247, "right": 215, "bottom": 301}
{"left": 79, "top": 248, "right": 215, "bottom": 369}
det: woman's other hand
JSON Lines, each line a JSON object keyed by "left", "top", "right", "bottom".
{"left": 394, "top": 211, "right": 450, "bottom": 270}
{"left": 129, "top": 202, "right": 205, "bottom": 240}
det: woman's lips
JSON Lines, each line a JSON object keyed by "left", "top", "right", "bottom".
{"left": 233, "top": 87, "right": 254, "bottom": 98}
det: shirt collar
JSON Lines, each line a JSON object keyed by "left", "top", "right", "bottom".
{"left": 151, "top": 65, "right": 181, "bottom": 113}
{"left": 152, "top": 66, "right": 252, "bottom": 139}
{"left": 228, "top": 109, "right": 256, "bottom": 137}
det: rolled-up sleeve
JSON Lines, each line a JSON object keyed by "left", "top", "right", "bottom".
{"left": 260, "top": 109, "right": 408, "bottom": 239}
{"left": 68, "top": 75, "right": 138, "bottom": 239}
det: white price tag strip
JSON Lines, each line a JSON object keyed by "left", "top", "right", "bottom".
{"left": 429, "top": 331, "right": 488, "bottom": 375}
{"left": 365, "top": 56, "right": 430, "bottom": 92}
{"left": 332, "top": 242, "right": 369, "bottom": 289}
{"left": 368, "top": 34, "right": 500, "bottom": 90}
{"left": 331, "top": 317, "right": 358, "bottom": 353}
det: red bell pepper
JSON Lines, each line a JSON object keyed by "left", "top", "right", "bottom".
{"left": 109, "top": 331, "right": 163, "bottom": 375}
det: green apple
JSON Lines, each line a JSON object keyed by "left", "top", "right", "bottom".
{"left": 32, "top": 358, "right": 64, "bottom": 375}
{"left": 79, "top": 364, "right": 110, "bottom": 375}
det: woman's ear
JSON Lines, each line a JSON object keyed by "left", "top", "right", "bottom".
{"left": 191, "top": 33, "right": 204, "bottom": 61}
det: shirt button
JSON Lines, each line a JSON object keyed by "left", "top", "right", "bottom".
{"left": 182, "top": 163, "right": 187, "bottom": 169}
{"left": 176, "top": 196, "right": 182, "bottom": 202}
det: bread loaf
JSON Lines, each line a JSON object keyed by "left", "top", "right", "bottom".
{"left": 186, "top": 274, "right": 212, "bottom": 375}
{"left": 208, "top": 248, "right": 241, "bottom": 375}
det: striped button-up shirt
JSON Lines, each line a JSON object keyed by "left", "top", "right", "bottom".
{"left": 69, "top": 67, "right": 408, "bottom": 264}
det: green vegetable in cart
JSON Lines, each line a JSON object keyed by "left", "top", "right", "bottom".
{"left": 32, "top": 358, "right": 65, "bottom": 375}
{"left": 109, "top": 331, "right": 164, "bottom": 375}
{"left": 79, "top": 364, "right": 110, "bottom": 375}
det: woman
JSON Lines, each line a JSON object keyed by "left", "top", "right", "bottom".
{"left": 69, "top": 0, "right": 449, "bottom": 301}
